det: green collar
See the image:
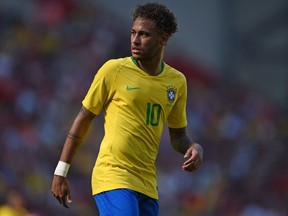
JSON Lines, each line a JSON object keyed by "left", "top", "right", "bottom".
{"left": 130, "top": 56, "right": 165, "bottom": 75}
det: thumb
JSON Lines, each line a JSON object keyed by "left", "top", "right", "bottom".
{"left": 184, "top": 148, "right": 192, "bottom": 158}
{"left": 67, "top": 193, "right": 72, "bottom": 203}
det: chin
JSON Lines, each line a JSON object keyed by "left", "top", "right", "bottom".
{"left": 132, "top": 54, "right": 141, "bottom": 60}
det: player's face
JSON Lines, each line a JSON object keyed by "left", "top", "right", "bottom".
{"left": 131, "top": 18, "right": 168, "bottom": 61}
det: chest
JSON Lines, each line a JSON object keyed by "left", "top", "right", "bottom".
{"left": 114, "top": 72, "right": 179, "bottom": 110}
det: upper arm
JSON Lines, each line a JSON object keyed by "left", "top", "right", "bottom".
{"left": 167, "top": 75, "right": 187, "bottom": 128}
{"left": 82, "top": 60, "right": 118, "bottom": 115}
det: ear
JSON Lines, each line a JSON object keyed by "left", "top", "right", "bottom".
{"left": 160, "top": 33, "right": 169, "bottom": 46}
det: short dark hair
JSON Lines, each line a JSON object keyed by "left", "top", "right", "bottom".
{"left": 132, "top": 2, "right": 178, "bottom": 37}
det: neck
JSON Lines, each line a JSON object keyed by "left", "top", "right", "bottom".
{"left": 138, "top": 61, "right": 161, "bottom": 76}
{"left": 137, "top": 55, "right": 164, "bottom": 76}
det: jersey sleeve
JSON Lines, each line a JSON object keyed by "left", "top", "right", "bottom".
{"left": 167, "top": 74, "right": 188, "bottom": 128}
{"left": 82, "top": 60, "right": 117, "bottom": 115}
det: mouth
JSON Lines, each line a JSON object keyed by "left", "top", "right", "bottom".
{"left": 131, "top": 47, "right": 141, "bottom": 54}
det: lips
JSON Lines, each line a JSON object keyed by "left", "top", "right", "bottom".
{"left": 132, "top": 47, "right": 141, "bottom": 54}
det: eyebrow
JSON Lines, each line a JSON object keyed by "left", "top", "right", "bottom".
{"left": 131, "top": 29, "right": 151, "bottom": 35}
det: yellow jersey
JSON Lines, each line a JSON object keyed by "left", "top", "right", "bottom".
{"left": 82, "top": 57, "right": 187, "bottom": 199}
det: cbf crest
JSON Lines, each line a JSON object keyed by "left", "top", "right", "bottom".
{"left": 167, "top": 85, "right": 177, "bottom": 103}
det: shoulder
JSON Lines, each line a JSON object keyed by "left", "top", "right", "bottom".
{"left": 95, "top": 57, "right": 131, "bottom": 79}
{"left": 102, "top": 57, "right": 131, "bottom": 70}
{"left": 164, "top": 63, "right": 187, "bottom": 83}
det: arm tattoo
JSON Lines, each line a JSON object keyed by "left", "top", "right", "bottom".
{"left": 67, "top": 132, "right": 82, "bottom": 144}
{"left": 174, "top": 136, "right": 192, "bottom": 154}
{"left": 169, "top": 128, "right": 193, "bottom": 154}
{"left": 78, "top": 106, "right": 95, "bottom": 120}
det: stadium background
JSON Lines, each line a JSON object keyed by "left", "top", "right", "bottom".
{"left": 0, "top": 0, "right": 287, "bottom": 215}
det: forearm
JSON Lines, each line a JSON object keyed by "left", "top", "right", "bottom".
{"left": 171, "top": 134, "right": 192, "bottom": 154}
{"left": 59, "top": 107, "right": 95, "bottom": 163}
{"left": 169, "top": 127, "right": 193, "bottom": 154}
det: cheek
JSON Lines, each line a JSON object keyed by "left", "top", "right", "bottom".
{"left": 150, "top": 42, "right": 162, "bottom": 54}
{"left": 143, "top": 39, "right": 161, "bottom": 51}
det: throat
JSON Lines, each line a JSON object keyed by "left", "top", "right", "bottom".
{"left": 131, "top": 57, "right": 164, "bottom": 76}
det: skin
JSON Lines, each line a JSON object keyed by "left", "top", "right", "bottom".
{"left": 131, "top": 18, "right": 168, "bottom": 76}
{"left": 51, "top": 107, "right": 95, "bottom": 208}
{"left": 51, "top": 17, "right": 203, "bottom": 208}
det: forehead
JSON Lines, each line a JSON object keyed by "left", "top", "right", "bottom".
{"left": 132, "top": 17, "right": 157, "bottom": 31}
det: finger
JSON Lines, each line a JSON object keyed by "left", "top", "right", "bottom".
{"left": 67, "top": 193, "right": 72, "bottom": 205}
{"left": 183, "top": 154, "right": 198, "bottom": 166}
{"left": 54, "top": 191, "right": 67, "bottom": 208}
{"left": 55, "top": 195, "right": 62, "bottom": 205}
{"left": 61, "top": 194, "right": 69, "bottom": 208}
{"left": 182, "top": 160, "right": 200, "bottom": 172}
{"left": 182, "top": 162, "right": 194, "bottom": 171}
{"left": 184, "top": 148, "right": 192, "bottom": 158}
{"left": 183, "top": 157, "right": 195, "bottom": 166}
{"left": 182, "top": 164, "right": 196, "bottom": 172}
{"left": 185, "top": 151, "right": 202, "bottom": 163}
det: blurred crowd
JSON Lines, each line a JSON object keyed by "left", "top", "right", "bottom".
{"left": 0, "top": 1, "right": 288, "bottom": 216}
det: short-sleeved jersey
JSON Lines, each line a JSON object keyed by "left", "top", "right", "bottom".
{"left": 82, "top": 57, "right": 187, "bottom": 199}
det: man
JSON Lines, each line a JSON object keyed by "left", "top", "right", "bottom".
{"left": 52, "top": 2, "right": 203, "bottom": 216}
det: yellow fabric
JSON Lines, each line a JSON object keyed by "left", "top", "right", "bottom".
{"left": 0, "top": 205, "right": 27, "bottom": 216}
{"left": 82, "top": 57, "right": 187, "bottom": 199}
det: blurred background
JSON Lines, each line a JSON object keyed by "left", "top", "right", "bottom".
{"left": 0, "top": 0, "right": 288, "bottom": 215}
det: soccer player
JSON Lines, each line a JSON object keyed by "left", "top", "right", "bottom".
{"left": 51, "top": 2, "right": 203, "bottom": 215}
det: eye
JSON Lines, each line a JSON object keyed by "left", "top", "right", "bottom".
{"left": 140, "top": 32, "right": 149, "bottom": 37}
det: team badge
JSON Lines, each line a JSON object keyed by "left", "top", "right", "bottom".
{"left": 167, "top": 86, "right": 177, "bottom": 103}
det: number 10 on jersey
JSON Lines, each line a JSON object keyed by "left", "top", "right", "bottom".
{"left": 146, "top": 102, "right": 161, "bottom": 126}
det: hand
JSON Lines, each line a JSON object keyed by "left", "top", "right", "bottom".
{"left": 51, "top": 175, "right": 72, "bottom": 208}
{"left": 182, "top": 143, "right": 203, "bottom": 172}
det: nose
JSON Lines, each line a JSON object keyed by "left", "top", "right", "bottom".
{"left": 131, "top": 34, "right": 140, "bottom": 45}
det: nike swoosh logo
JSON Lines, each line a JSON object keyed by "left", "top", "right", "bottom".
{"left": 126, "top": 86, "right": 141, "bottom": 91}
